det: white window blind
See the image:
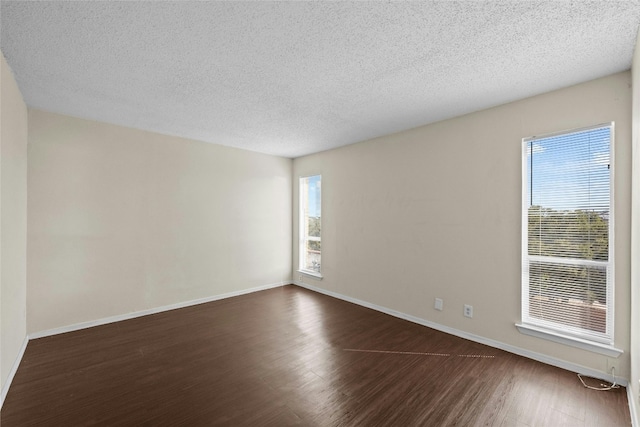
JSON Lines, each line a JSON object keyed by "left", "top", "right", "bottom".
{"left": 522, "top": 123, "right": 613, "bottom": 344}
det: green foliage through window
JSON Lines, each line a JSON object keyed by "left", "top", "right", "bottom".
{"left": 522, "top": 124, "right": 612, "bottom": 342}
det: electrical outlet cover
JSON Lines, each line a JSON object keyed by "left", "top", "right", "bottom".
{"left": 464, "top": 304, "right": 473, "bottom": 318}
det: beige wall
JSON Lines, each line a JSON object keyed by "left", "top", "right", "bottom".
{"left": 0, "top": 54, "right": 28, "bottom": 395}
{"left": 293, "top": 72, "right": 632, "bottom": 380}
{"left": 27, "top": 110, "right": 292, "bottom": 333}
{"left": 630, "top": 29, "right": 640, "bottom": 423}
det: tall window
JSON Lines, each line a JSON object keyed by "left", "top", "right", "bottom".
{"left": 522, "top": 123, "right": 613, "bottom": 345}
{"left": 300, "top": 175, "right": 321, "bottom": 275}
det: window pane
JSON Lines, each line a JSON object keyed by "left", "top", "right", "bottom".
{"left": 527, "top": 127, "right": 610, "bottom": 212}
{"left": 304, "top": 241, "right": 321, "bottom": 273}
{"left": 307, "top": 216, "right": 321, "bottom": 238}
{"left": 300, "top": 175, "right": 321, "bottom": 274}
{"left": 522, "top": 124, "right": 612, "bottom": 343}
{"left": 528, "top": 260, "right": 607, "bottom": 334}
{"left": 528, "top": 207, "right": 609, "bottom": 261}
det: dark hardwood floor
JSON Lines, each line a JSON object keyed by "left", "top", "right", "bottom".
{"left": 1, "top": 285, "right": 631, "bottom": 426}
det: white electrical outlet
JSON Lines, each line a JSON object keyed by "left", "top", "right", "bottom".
{"left": 464, "top": 304, "right": 473, "bottom": 318}
{"left": 434, "top": 298, "right": 443, "bottom": 311}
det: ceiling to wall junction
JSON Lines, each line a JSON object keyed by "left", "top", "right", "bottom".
{"left": 2, "top": 1, "right": 640, "bottom": 158}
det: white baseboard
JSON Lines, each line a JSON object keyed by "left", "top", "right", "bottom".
{"left": 1, "top": 335, "right": 29, "bottom": 410}
{"left": 293, "top": 281, "right": 629, "bottom": 387}
{"left": 29, "top": 281, "right": 285, "bottom": 340}
{"left": 630, "top": 385, "right": 639, "bottom": 427}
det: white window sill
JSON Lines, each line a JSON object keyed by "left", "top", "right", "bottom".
{"left": 515, "top": 323, "right": 623, "bottom": 357}
{"left": 297, "top": 270, "right": 323, "bottom": 280}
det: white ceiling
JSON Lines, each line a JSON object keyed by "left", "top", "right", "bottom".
{"left": 2, "top": 1, "right": 640, "bottom": 158}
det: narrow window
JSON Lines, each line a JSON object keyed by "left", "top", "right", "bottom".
{"left": 522, "top": 123, "right": 613, "bottom": 345}
{"left": 300, "top": 175, "right": 321, "bottom": 276}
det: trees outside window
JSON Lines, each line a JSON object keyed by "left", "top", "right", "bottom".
{"left": 300, "top": 175, "right": 321, "bottom": 274}
{"left": 522, "top": 124, "right": 613, "bottom": 344}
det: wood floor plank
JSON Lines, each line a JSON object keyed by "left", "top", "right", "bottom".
{"left": 1, "top": 285, "right": 631, "bottom": 426}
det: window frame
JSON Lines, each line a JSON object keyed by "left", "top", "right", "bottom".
{"left": 298, "top": 174, "right": 322, "bottom": 278}
{"left": 516, "top": 123, "right": 621, "bottom": 357}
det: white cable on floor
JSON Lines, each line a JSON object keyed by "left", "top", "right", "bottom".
{"left": 577, "top": 367, "right": 619, "bottom": 391}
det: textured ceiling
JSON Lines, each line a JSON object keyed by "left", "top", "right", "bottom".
{"left": 2, "top": 1, "right": 640, "bottom": 158}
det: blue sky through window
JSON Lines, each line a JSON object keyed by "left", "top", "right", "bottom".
{"left": 527, "top": 126, "right": 610, "bottom": 212}
{"left": 307, "top": 175, "right": 321, "bottom": 218}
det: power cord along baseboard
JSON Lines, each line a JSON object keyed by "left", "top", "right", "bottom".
{"left": 577, "top": 367, "right": 620, "bottom": 391}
